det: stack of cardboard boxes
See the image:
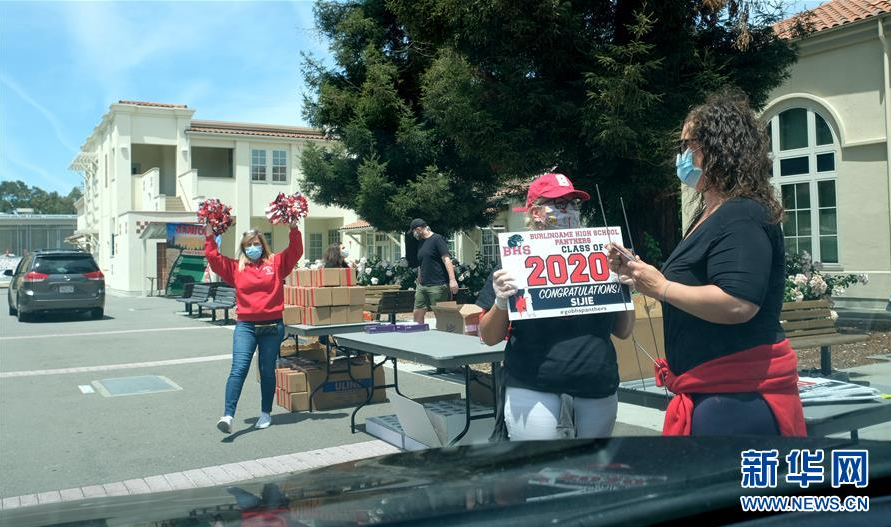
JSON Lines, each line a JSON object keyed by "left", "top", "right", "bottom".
{"left": 275, "top": 355, "right": 386, "bottom": 412}
{"left": 282, "top": 268, "right": 366, "bottom": 326}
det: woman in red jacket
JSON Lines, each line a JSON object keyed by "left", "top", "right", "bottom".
{"left": 205, "top": 223, "right": 303, "bottom": 433}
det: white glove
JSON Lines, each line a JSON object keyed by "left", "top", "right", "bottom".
{"left": 492, "top": 269, "right": 518, "bottom": 311}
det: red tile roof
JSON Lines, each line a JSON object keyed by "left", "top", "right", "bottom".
{"left": 774, "top": 0, "right": 891, "bottom": 38}
{"left": 117, "top": 100, "right": 188, "bottom": 108}
{"left": 341, "top": 220, "right": 371, "bottom": 230}
{"left": 187, "top": 120, "right": 327, "bottom": 140}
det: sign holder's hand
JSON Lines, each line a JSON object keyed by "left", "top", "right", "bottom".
{"left": 606, "top": 242, "right": 638, "bottom": 287}
{"left": 492, "top": 269, "right": 518, "bottom": 311}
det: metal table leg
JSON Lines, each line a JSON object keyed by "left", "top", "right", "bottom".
{"left": 350, "top": 353, "right": 402, "bottom": 434}
{"left": 449, "top": 366, "right": 498, "bottom": 446}
{"left": 308, "top": 335, "right": 335, "bottom": 412}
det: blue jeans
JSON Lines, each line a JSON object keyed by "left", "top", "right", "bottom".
{"left": 225, "top": 320, "right": 284, "bottom": 417}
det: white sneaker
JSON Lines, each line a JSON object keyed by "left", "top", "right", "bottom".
{"left": 255, "top": 412, "right": 272, "bottom": 429}
{"left": 217, "top": 415, "right": 233, "bottom": 434}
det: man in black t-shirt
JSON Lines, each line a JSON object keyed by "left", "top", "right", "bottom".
{"left": 408, "top": 218, "right": 459, "bottom": 323}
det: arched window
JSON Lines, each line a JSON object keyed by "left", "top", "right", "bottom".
{"left": 767, "top": 107, "right": 839, "bottom": 264}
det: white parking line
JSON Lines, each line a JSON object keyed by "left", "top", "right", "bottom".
{"left": 0, "top": 354, "right": 231, "bottom": 378}
{"left": 0, "top": 326, "right": 223, "bottom": 342}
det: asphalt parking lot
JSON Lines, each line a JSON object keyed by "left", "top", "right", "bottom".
{"left": 0, "top": 294, "right": 469, "bottom": 498}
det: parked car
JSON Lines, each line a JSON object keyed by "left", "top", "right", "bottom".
{"left": 5, "top": 250, "right": 104, "bottom": 322}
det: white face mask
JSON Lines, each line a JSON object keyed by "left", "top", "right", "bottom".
{"left": 341, "top": 249, "right": 349, "bottom": 258}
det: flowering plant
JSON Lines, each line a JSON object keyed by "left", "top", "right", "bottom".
{"left": 354, "top": 253, "right": 496, "bottom": 300}
{"left": 784, "top": 251, "right": 868, "bottom": 304}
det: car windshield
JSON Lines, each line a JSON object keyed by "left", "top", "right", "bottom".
{"left": 32, "top": 256, "right": 98, "bottom": 275}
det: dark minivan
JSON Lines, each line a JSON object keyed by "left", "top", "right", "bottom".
{"left": 5, "top": 250, "right": 105, "bottom": 322}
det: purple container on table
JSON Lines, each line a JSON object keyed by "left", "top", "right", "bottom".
{"left": 364, "top": 324, "right": 397, "bottom": 334}
{"left": 395, "top": 323, "right": 429, "bottom": 333}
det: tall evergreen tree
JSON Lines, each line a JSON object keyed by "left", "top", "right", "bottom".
{"left": 300, "top": 0, "right": 796, "bottom": 253}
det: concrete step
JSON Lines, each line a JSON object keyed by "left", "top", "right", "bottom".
{"left": 164, "top": 197, "right": 185, "bottom": 212}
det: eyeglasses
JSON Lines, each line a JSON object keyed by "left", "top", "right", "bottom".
{"left": 540, "top": 198, "right": 581, "bottom": 211}
{"left": 677, "top": 138, "right": 699, "bottom": 155}
{"left": 243, "top": 229, "right": 259, "bottom": 236}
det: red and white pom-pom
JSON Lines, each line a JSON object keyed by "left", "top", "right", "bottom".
{"left": 196, "top": 198, "right": 233, "bottom": 235}
{"left": 266, "top": 192, "right": 309, "bottom": 225}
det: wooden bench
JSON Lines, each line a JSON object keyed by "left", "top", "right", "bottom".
{"left": 364, "top": 285, "right": 401, "bottom": 318}
{"left": 172, "top": 282, "right": 195, "bottom": 303}
{"left": 197, "top": 286, "right": 236, "bottom": 323}
{"left": 782, "top": 299, "right": 870, "bottom": 377}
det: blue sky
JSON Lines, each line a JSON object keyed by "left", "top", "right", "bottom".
{"left": 0, "top": 1, "right": 328, "bottom": 194}
{"left": 0, "top": 0, "right": 824, "bottom": 195}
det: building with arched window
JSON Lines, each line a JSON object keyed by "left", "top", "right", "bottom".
{"left": 761, "top": 2, "right": 891, "bottom": 311}
{"left": 682, "top": 2, "right": 890, "bottom": 311}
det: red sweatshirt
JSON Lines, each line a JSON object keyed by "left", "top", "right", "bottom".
{"left": 204, "top": 228, "right": 303, "bottom": 322}
{"left": 655, "top": 339, "right": 807, "bottom": 437}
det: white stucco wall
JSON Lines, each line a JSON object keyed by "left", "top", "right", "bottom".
{"left": 760, "top": 19, "right": 891, "bottom": 307}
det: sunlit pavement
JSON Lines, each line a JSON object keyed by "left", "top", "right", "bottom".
{"left": 0, "top": 293, "right": 659, "bottom": 506}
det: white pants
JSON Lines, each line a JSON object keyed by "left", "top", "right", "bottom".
{"left": 504, "top": 386, "right": 617, "bottom": 441}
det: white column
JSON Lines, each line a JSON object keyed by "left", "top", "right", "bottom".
{"left": 233, "top": 140, "right": 252, "bottom": 254}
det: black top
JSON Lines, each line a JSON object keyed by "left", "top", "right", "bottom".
{"left": 477, "top": 267, "right": 619, "bottom": 398}
{"left": 324, "top": 261, "right": 349, "bottom": 268}
{"left": 416, "top": 233, "right": 450, "bottom": 286}
{"left": 661, "top": 198, "right": 786, "bottom": 375}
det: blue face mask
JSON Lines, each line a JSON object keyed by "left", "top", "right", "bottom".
{"left": 676, "top": 148, "right": 702, "bottom": 189}
{"left": 245, "top": 245, "right": 263, "bottom": 261}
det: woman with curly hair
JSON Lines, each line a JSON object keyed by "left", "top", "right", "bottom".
{"left": 608, "top": 89, "right": 806, "bottom": 436}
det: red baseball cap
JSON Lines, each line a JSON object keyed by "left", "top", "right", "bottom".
{"left": 512, "top": 173, "right": 590, "bottom": 212}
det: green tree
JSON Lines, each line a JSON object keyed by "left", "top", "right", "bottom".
{"left": 0, "top": 180, "right": 82, "bottom": 214}
{"left": 300, "top": 0, "right": 797, "bottom": 248}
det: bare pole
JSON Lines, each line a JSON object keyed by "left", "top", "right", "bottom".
{"left": 596, "top": 185, "right": 652, "bottom": 385}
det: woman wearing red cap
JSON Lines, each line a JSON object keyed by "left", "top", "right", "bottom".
{"left": 607, "top": 89, "right": 805, "bottom": 437}
{"left": 477, "top": 173, "right": 635, "bottom": 440}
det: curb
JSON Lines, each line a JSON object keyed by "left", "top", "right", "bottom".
{"left": 0, "top": 440, "right": 399, "bottom": 511}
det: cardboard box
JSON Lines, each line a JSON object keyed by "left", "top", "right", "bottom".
{"left": 297, "top": 344, "right": 328, "bottom": 363}
{"left": 348, "top": 306, "right": 365, "bottom": 324}
{"left": 276, "top": 368, "right": 307, "bottom": 393}
{"left": 388, "top": 392, "right": 493, "bottom": 447}
{"left": 305, "top": 287, "right": 333, "bottom": 307}
{"left": 348, "top": 287, "right": 366, "bottom": 306}
{"left": 282, "top": 306, "right": 303, "bottom": 325}
{"left": 303, "top": 307, "right": 332, "bottom": 326}
{"left": 276, "top": 388, "right": 310, "bottom": 412}
{"left": 312, "top": 269, "right": 341, "bottom": 287}
{"left": 297, "top": 269, "right": 312, "bottom": 287}
{"left": 296, "top": 356, "right": 386, "bottom": 410}
{"left": 612, "top": 295, "right": 665, "bottom": 382}
{"left": 432, "top": 302, "right": 483, "bottom": 336}
{"left": 330, "top": 287, "right": 350, "bottom": 306}
{"left": 331, "top": 305, "right": 349, "bottom": 325}
{"left": 339, "top": 268, "right": 358, "bottom": 287}
{"left": 280, "top": 339, "right": 298, "bottom": 357}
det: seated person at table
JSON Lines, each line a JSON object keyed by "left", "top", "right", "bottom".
{"left": 477, "top": 172, "right": 635, "bottom": 441}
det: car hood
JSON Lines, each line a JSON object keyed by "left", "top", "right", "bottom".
{"left": 3, "top": 436, "right": 890, "bottom": 526}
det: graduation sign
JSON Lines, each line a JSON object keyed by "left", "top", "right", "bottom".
{"left": 497, "top": 227, "right": 633, "bottom": 321}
